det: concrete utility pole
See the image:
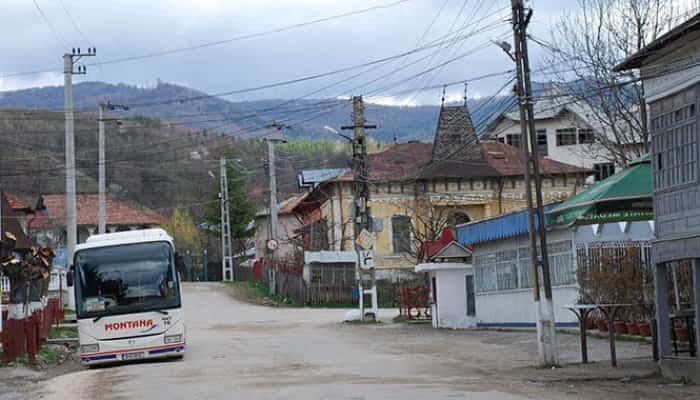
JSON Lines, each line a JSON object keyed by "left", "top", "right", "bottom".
{"left": 64, "top": 47, "right": 95, "bottom": 262}
{"left": 220, "top": 158, "right": 234, "bottom": 281}
{"left": 342, "top": 96, "right": 378, "bottom": 321}
{"left": 510, "top": 0, "right": 559, "bottom": 367}
{"left": 266, "top": 123, "right": 286, "bottom": 295}
{"left": 97, "top": 101, "right": 129, "bottom": 234}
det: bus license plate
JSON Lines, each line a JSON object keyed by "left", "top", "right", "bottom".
{"left": 122, "top": 352, "right": 145, "bottom": 360}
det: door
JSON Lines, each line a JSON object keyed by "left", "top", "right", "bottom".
{"left": 466, "top": 275, "right": 476, "bottom": 317}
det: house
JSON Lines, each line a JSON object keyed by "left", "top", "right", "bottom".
{"left": 457, "top": 156, "right": 655, "bottom": 327}
{"left": 615, "top": 12, "right": 700, "bottom": 381}
{"left": 415, "top": 228, "right": 475, "bottom": 329}
{"left": 482, "top": 85, "right": 637, "bottom": 183}
{"left": 253, "top": 193, "right": 307, "bottom": 261}
{"left": 29, "top": 194, "right": 166, "bottom": 256}
{"left": 291, "top": 102, "right": 590, "bottom": 280}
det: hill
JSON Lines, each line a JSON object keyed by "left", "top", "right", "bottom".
{"left": 0, "top": 81, "right": 515, "bottom": 141}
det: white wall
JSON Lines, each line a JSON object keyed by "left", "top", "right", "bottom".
{"left": 475, "top": 286, "right": 579, "bottom": 326}
{"left": 434, "top": 269, "right": 478, "bottom": 329}
{"left": 489, "top": 117, "right": 610, "bottom": 175}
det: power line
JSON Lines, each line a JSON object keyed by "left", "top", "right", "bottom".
{"left": 31, "top": 0, "right": 68, "bottom": 50}
{"left": 2, "top": 0, "right": 414, "bottom": 79}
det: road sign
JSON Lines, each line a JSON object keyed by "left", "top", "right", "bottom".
{"left": 355, "top": 229, "right": 375, "bottom": 250}
{"left": 359, "top": 249, "right": 375, "bottom": 270}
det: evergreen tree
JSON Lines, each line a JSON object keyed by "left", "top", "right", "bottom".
{"left": 205, "top": 159, "right": 255, "bottom": 242}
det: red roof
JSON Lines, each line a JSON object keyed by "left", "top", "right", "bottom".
{"left": 481, "top": 142, "right": 588, "bottom": 176}
{"left": 5, "top": 193, "right": 30, "bottom": 211}
{"left": 333, "top": 141, "right": 587, "bottom": 182}
{"left": 34, "top": 194, "right": 166, "bottom": 228}
{"left": 420, "top": 227, "right": 456, "bottom": 261}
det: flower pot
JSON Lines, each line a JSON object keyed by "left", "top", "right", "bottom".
{"left": 585, "top": 317, "right": 596, "bottom": 330}
{"left": 626, "top": 322, "right": 640, "bottom": 336}
{"left": 597, "top": 319, "right": 609, "bottom": 332}
{"left": 614, "top": 321, "right": 628, "bottom": 335}
{"left": 675, "top": 327, "right": 690, "bottom": 342}
{"left": 637, "top": 322, "right": 652, "bottom": 337}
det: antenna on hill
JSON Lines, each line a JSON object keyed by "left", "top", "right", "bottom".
{"left": 440, "top": 85, "right": 446, "bottom": 107}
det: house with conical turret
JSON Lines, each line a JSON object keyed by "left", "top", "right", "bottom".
{"left": 274, "top": 100, "right": 591, "bottom": 281}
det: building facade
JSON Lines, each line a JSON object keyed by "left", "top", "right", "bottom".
{"left": 293, "top": 103, "right": 590, "bottom": 279}
{"left": 616, "top": 13, "right": 700, "bottom": 378}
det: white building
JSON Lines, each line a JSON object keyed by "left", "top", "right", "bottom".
{"left": 415, "top": 229, "right": 476, "bottom": 330}
{"left": 483, "top": 88, "right": 620, "bottom": 183}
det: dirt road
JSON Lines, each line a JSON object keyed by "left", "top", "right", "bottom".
{"left": 22, "top": 283, "right": 697, "bottom": 400}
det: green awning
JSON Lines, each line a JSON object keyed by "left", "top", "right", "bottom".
{"left": 548, "top": 155, "right": 652, "bottom": 225}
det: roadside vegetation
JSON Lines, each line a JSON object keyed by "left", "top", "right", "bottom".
{"left": 224, "top": 281, "right": 300, "bottom": 307}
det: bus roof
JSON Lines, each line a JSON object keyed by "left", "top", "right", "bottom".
{"left": 75, "top": 228, "right": 174, "bottom": 253}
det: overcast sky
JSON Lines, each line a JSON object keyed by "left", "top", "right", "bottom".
{"left": 0, "top": 0, "right": 625, "bottom": 105}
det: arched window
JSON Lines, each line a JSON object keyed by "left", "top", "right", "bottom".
{"left": 447, "top": 211, "right": 471, "bottom": 228}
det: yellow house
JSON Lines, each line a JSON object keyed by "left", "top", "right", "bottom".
{"left": 292, "top": 104, "right": 590, "bottom": 278}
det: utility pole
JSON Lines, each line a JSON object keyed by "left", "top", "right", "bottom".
{"left": 64, "top": 47, "right": 95, "bottom": 262}
{"left": 342, "top": 96, "right": 377, "bottom": 321}
{"left": 510, "top": 0, "right": 559, "bottom": 366}
{"left": 97, "top": 101, "right": 129, "bottom": 234}
{"left": 220, "top": 158, "right": 234, "bottom": 281}
{"left": 266, "top": 123, "right": 286, "bottom": 295}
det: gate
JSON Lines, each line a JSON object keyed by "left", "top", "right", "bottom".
{"left": 183, "top": 250, "right": 208, "bottom": 281}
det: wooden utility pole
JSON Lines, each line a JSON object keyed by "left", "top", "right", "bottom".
{"left": 64, "top": 47, "right": 95, "bottom": 261}
{"left": 342, "top": 96, "right": 377, "bottom": 321}
{"left": 510, "top": 0, "right": 559, "bottom": 366}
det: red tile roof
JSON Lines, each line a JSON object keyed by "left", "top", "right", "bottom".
{"left": 36, "top": 194, "right": 166, "bottom": 228}
{"left": 5, "top": 193, "right": 30, "bottom": 211}
{"left": 333, "top": 141, "right": 588, "bottom": 182}
{"left": 481, "top": 142, "right": 589, "bottom": 176}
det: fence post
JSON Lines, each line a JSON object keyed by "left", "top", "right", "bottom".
{"left": 184, "top": 251, "right": 192, "bottom": 282}
{"left": 202, "top": 250, "right": 208, "bottom": 282}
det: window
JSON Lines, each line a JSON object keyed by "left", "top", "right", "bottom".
{"left": 474, "top": 240, "right": 575, "bottom": 293}
{"left": 536, "top": 129, "right": 548, "bottom": 156}
{"left": 652, "top": 102, "right": 698, "bottom": 189}
{"left": 496, "top": 137, "right": 505, "bottom": 143}
{"left": 465, "top": 275, "right": 475, "bottom": 316}
{"left": 593, "top": 163, "right": 615, "bottom": 182}
{"left": 506, "top": 134, "right": 521, "bottom": 148}
{"left": 578, "top": 129, "right": 595, "bottom": 144}
{"left": 447, "top": 211, "right": 471, "bottom": 227}
{"left": 391, "top": 215, "right": 412, "bottom": 253}
{"left": 556, "top": 128, "right": 577, "bottom": 146}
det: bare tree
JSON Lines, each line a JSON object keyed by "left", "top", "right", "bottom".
{"left": 546, "top": 0, "right": 693, "bottom": 166}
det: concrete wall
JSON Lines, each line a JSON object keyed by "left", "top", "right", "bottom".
{"left": 433, "top": 268, "right": 478, "bottom": 329}
{"left": 254, "top": 213, "right": 301, "bottom": 260}
{"left": 475, "top": 285, "right": 579, "bottom": 326}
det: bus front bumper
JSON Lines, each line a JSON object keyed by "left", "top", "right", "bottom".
{"left": 80, "top": 337, "right": 185, "bottom": 365}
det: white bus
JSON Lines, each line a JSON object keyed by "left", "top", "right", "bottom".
{"left": 69, "top": 229, "right": 185, "bottom": 365}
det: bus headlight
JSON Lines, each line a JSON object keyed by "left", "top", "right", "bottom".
{"left": 164, "top": 334, "right": 183, "bottom": 344}
{"left": 80, "top": 344, "right": 99, "bottom": 354}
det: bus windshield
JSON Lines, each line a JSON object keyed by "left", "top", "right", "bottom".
{"left": 75, "top": 241, "right": 180, "bottom": 319}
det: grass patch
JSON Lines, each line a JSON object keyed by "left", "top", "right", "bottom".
{"left": 63, "top": 308, "right": 76, "bottom": 315}
{"left": 344, "top": 319, "right": 382, "bottom": 325}
{"left": 393, "top": 315, "right": 407, "bottom": 323}
{"left": 12, "top": 345, "right": 69, "bottom": 369}
{"left": 49, "top": 326, "right": 78, "bottom": 339}
{"left": 223, "top": 281, "right": 300, "bottom": 307}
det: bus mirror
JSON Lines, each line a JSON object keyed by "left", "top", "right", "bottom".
{"left": 66, "top": 270, "right": 74, "bottom": 287}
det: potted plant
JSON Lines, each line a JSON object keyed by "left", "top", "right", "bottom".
{"left": 674, "top": 324, "right": 690, "bottom": 342}
{"left": 614, "top": 321, "right": 628, "bottom": 334}
{"left": 597, "top": 318, "right": 609, "bottom": 332}
{"left": 626, "top": 321, "right": 640, "bottom": 335}
{"left": 637, "top": 321, "right": 652, "bottom": 337}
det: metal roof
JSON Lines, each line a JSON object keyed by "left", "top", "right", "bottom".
{"left": 456, "top": 202, "right": 562, "bottom": 246}
{"left": 298, "top": 168, "right": 349, "bottom": 188}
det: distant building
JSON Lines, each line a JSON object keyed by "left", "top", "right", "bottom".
{"left": 30, "top": 194, "right": 166, "bottom": 252}
{"left": 290, "top": 102, "right": 590, "bottom": 279}
{"left": 616, "top": 12, "right": 700, "bottom": 380}
{"left": 482, "top": 85, "right": 643, "bottom": 183}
